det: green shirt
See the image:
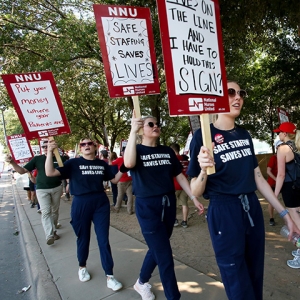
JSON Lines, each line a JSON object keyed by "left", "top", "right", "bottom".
{"left": 24, "top": 155, "right": 67, "bottom": 190}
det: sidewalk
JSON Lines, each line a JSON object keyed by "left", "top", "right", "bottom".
{"left": 11, "top": 172, "right": 227, "bottom": 300}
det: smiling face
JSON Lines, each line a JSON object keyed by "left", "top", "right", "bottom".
{"left": 227, "top": 81, "right": 244, "bottom": 118}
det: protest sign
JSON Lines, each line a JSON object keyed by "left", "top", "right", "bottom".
{"left": 157, "top": 0, "right": 229, "bottom": 116}
{"left": 7, "top": 134, "right": 34, "bottom": 164}
{"left": 31, "top": 145, "right": 41, "bottom": 156}
{"left": 277, "top": 107, "right": 289, "bottom": 124}
{"left": 93, "top": 4, "right": 160, "bottom": 98}
{"left": 1, "top": 71, "right": 71, "bottom": 140}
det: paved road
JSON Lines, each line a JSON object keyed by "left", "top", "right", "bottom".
{"left": 0, "top": 172, "right": 36, "bottom": 300}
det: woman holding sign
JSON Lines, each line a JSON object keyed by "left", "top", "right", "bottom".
{"left": 124, "top": 112, "right": 204, "bottom": 300}
{"left": 187, "top": 81, "right": 300, "bottom": 300}
{"left": 45, "top": 138, "right": 124, "bottom": 291}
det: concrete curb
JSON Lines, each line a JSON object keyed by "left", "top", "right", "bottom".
{"left": 12, "top": 178, "right": 61, "bottom": 300}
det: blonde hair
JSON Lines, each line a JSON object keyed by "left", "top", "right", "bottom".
{"left": 79, "top": 138, "right": 92, "bottom": 143}
{"left": 142, "top": 115, "right": 157, "bottom": 122}
{"left": 138, "top": 115, "right": 158, "bottom": 144}
{"left": 294, "top": 130, "right": 300, "bottom": 151}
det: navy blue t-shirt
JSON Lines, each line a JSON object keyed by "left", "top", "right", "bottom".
{"left": 187, "top": 124, "right": 258, "bottom": 199}
{"left": 57, "top": 157, "right": 114, "bottom": 196}
{"left": 129, "top": 144, "right": 183, "bottom": 198}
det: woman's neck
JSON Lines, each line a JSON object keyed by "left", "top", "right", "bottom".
{"left": 142, "top": 137, "right": 157, "bottom": 147}
{"left": 214, "top": 115, "right": 235, "bottom": 131}
{"left": 82, "top": 154, "right": 96, "bottom": 160}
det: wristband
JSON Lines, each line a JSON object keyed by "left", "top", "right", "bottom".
{"left": 190, "top": 195, "right": 197, "bottom": 201}
{"left": 120, "top": 163, "right": 129, "bottom": 173}
{"left": 279, "top": 209, "right": 289, "bottom": 218}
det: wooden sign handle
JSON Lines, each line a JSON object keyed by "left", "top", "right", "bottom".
{"left": 132, "top": 96, "right": 143, "bottom": 135}
{"left": 200, "top": 114, "right": 215, "bottom": 175}
{"left": 48, "top": 137, "right": 64, "bottom": 167}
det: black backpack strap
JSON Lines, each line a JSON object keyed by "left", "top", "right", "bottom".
{"left": 282, "top": 141, "right": 296, "bottom": 182}
{"left": 285, "top": 140, "right": 297, "bottom": 153}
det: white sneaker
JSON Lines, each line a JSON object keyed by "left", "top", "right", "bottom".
{"left": 287, "top": 257, "right": 300, "bottom": 269}
{"left": 292, "top": 249, "right": 300, "bottom": 257}
{"left": 134, "top": 279, "right": 155, "bottom": 300}
{"left": 55, "top": 223, "right": 61, "bottom": 229}
{"left": 78, "top": 267, "right": 91, "bottom": 282}
{"left": 107, "top": 275, "right": 122, "bottom": 291}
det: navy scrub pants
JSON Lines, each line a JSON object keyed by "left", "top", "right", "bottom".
{"left": 135, "top": 193, "right": 181, "bottom": 300}
{"left": 207, "top": 192, "right": 265, "bottom": 300}
{"left": 70, "top": 192, "right": 114, "bottom": 275}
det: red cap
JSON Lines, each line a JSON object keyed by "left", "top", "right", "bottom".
{"left": 273, "top": 122, "right": 297, "bottom": 134}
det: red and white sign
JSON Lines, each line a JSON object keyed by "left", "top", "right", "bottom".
{"left": 1, "top": 72, "right": 71, "bottom": 140}
{"left": 157, "top": 0, "right": 229, "bottom": 116}
{"left": 7, "top": 134, "right": 34, "bottom": 164}
{"left": 93, "top": 4, "right": 160, "bottom": 98}
{"left": 277, "top": 107, "right": 289, "bottom": 124}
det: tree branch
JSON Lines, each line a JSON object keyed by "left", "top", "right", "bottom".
{"left": 3, "top": 44, "right": 48, "bottom": 59}
{"left": 2, "top": 17, "right": 61, "bottom": 38}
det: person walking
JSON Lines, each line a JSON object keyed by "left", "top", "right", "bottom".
{"left": 274, "top": 122, "right": 300, "bottom": 230}
{"left": 170, "top": 143, "right": 190, "bottom": 228}
{"left": 273, "top": 122, "right": 300, "bottom": 268}
{"left": 112, "top": 147, "right": 134, "bottom": 214}
{"left": 109, "top": 151, "right": 119, "bottom": 207}
{"left": 45, "top": 138, "right": 124, "bottom": 291}
{"left": 267, "top": 140, "right": 282, "bottom": 226}
{"left": 124, "top": 112, "right": 204, "bottom": 300}
{"left": 266, "top": 139, "right": 283, "bottom": 226}
{"left": 187, "top": 81, "right": 300, "bottom": 300}
{"left": 6, "top": 140, "right": 66, "bottom": 245}
{"left": 100, "top": 149, "right": 110, "bottom": 190}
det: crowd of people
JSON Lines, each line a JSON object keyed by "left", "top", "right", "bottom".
{"left": 5, "top": 81, "right": 300, "bottom": 300}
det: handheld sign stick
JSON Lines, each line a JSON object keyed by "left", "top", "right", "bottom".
{"left": 48, "top": 137, "right": 63, "bottom": 167}
{"left": 132, "top": 96, "right": 143, "bottom": 135}
{"left": 200, "top": 114, "right": 216, "bottom": 175}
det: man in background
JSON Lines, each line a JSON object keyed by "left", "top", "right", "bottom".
{"left": 6, "top": 140, "right": 67, "bottom": 245}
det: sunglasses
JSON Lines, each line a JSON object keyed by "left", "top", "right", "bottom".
{"left": 145, "top": 122, "right": 161, "bottom": 128}
{"left": 80, "top": 142, "right": 94, "bottom": 147}
{"left": 41, "top": 145, "right": 48, "bottom": 149}
{"left": 228, "top": 88, "right": 247, "bottom": 98}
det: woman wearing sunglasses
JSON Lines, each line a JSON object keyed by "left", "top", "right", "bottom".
{"left": 124, "top": 112, "right": 204, "bottom": 300}
{"left": 187, "top": 81, "right": 300, "bottom": 300}
{"left": 45, "top": 138, "right": 124, "bottom": 291}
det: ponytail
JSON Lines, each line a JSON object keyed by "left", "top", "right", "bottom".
{"left": 294, "top": 130, "right": 300, "bottom": 151}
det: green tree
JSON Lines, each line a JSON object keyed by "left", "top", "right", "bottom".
{"left": 1, "top": 0, "right": 300, "bottom": 152}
